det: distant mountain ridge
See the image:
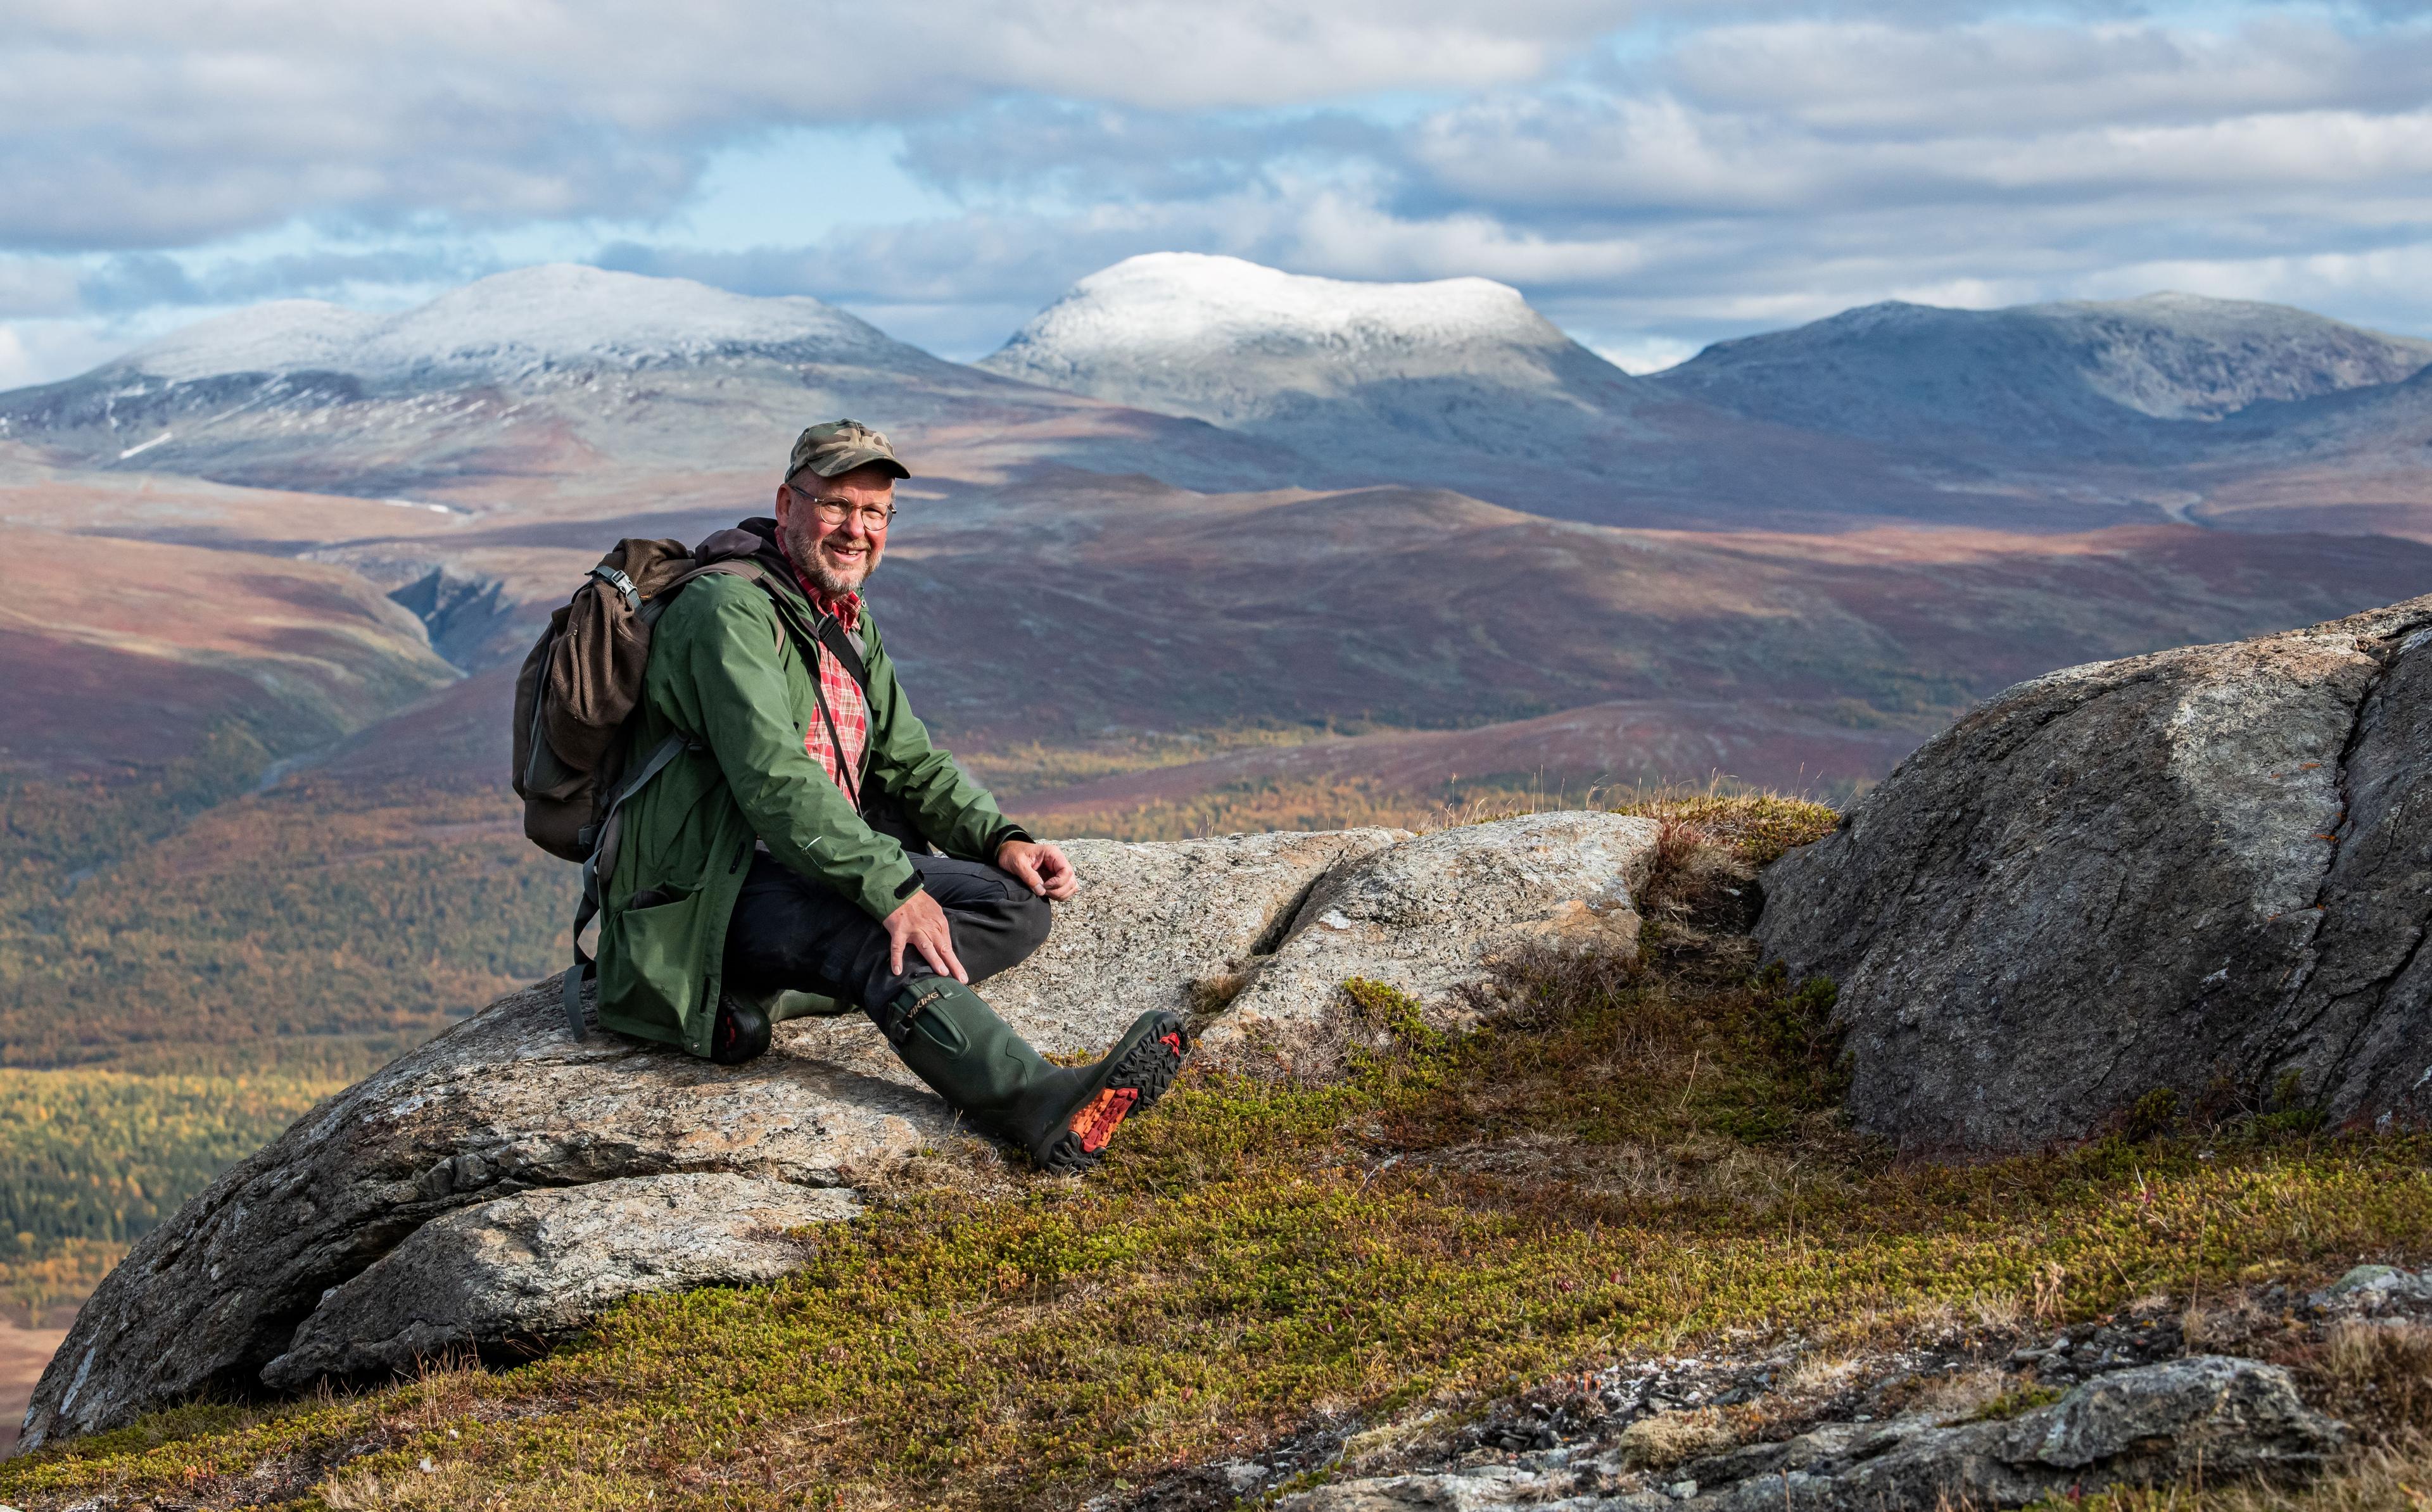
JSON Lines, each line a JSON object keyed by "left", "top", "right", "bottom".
{"left": 972, "top": 252, "right": 1960, "bottom": 525}
{"left": 7, "top": 255, "right": 2432, "bottom": 533}
{"left": 0, "top": 263, "right": 1291, "bottom": 502}
{"left": 1650, "top": 293, "right": 2432, "bottom": 455}
{"left": 120, "top": 265, "right": 911, "bottom": 384}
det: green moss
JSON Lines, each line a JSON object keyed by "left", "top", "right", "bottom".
{"left": 1963, "top": 1383, "right": 2067, "bottom": 1422}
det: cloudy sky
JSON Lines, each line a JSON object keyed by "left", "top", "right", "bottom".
{"left": 4, "top": 0, "right": 2431, "bottom": 387}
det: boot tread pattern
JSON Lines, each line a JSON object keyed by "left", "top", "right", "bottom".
{"left": 1039, "top": 1016, "right": 1189, "bottom": 1173}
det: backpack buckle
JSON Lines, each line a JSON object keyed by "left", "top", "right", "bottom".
{"left": 589, "top": 565, "right": 640, "bottom": 612}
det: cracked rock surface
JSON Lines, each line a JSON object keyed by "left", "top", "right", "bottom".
{"left": 1756, "top": 593, "right": 2432, "bottom": 1151}
{"left": 24, "top": 817, "right": 1656, "bottom": 1449}
{"left": 1283, "top": 1357, "right": 2343, "bottom": 1512}
{"left": 20, "top": 984, "right": 946, "bottom": 1451}
{"left": 1206, "top": 812, "right": 1660, "bottom": 1057}
{"left": 260, "top": 1174, "right": 858, "bottom": 1389}
{"left": 968, "top": 828, "right": 1408, "bottom": 1052}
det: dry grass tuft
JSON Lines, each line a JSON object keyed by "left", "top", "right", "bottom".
{"left": 1905, "top": 1366, "right": 2017, "bottom": 1424}
{"left": 2290, "top": 1321, "right": 2432, "bottom": 1445}
{"left": 1618, "top": 1406, "right": 1738, "bottom": 1468}
{"left": 1969, "top": 1290, "right": 2028, "bottom": 1333}
{"left": 2092, "top": 1434, "right": 2432, "bottom": 1512}
{"left": 1782, "top": 1352, "right": 1868, "bottom": 1397}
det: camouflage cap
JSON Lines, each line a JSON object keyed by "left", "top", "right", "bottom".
{"left": 787, "top": 419, "right": 909, "bottom": 482}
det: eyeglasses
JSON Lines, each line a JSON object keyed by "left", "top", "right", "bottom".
{"left": 788, "top": 488, "right": 896, "bottom": 531}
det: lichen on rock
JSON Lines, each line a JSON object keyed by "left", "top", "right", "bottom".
{"left": 1756, "top": 594, "right": 2432, "bottom": 1152}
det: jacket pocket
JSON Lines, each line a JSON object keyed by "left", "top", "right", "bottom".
{"left": 597, "top": 883, "right": 709, "bottom": 1043}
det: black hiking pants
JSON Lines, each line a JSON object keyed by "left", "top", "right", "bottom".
{"left": 720, "top": 851, "right": 1053, "bottom": 1019}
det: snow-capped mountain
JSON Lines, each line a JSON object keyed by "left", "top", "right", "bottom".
{"left": 980, "top": 252, "right": 1647, "bottom": 430}
{"left": 0, "top": 264, "right": 1286, "bottom": 501}
{"left": 964, "top": 251, "right": 1889, "bottom": 524}
{"left": 975, "top": 253, "right": 1976, "bottom": 526}
{"left": 122, "top": 265, "right": 908, "bottom": 385}
{"left": 1652, "top": 294, "right": 2432, "bottom": 455}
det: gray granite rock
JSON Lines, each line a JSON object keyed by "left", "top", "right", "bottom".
{"left": 260, "top": 1174, "right": 859, "bottom": 1389}
{"left": 2315, "top": 1263, "right": 2432, "bottom": 1308}
{"left": 976, "top": 828, "right": 1407, "bottom": 1049}
{"left": 1286, "top": 1356, "right": 2343, "bottom": 1511}
{"left": 1208, "top": 812, "right": 1659, "bottom": 1056}
{"left": 1756, "top": 594, "right": 2432, "bottom": 1151}
{"left": 770, "top": 828, "right": 1405, "bottom": 1080}
{"left": 21, "top": 983, "right": 948, "bottom": 1451}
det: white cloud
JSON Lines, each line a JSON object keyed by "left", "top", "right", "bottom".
{"left": 0, "top": 256, "right": 82, "bottom": 318}
{"left": 1666, "top": 16, "right": 2427, "bottom": 133}
{"left": 9, "top": 0, "right": 2432, "bottom": 386}
{"left": 0, "top": 318, "right": 138, "bottom": 389}
{"left": 0, "top": 0, "right": 1628, "bottom": 248}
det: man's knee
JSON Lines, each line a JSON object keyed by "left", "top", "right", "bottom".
{"left": 1008, "top": 885, "right": 1053, "bottom": 962}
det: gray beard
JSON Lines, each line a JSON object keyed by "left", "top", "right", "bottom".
{"left": 781, "top": 524, "right": 877, "bottom": 598}
{"left": 804, "top": 556, "right": 873, "bottom": 598}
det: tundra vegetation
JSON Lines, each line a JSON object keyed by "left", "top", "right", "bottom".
{"left": 3, "top": 796, "right": 2430, "bottom": 1511}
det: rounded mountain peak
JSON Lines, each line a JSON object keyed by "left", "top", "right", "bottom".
{"left": 979, "top": 253, "right": 1583, "bottom": 427}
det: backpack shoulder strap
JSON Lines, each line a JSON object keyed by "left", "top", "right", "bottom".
{"left": 638, "top": 558, "right": 765, "bottom": 627}
{"left": 812, "top": 617, "right": 870, "bottom": 688}
{"left": 730, "top": 574, "right": 871, "bottom": 690}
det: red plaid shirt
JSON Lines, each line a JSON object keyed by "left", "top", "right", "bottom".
{"left": 783, "top": 557, "right": 870, "bottom": 804}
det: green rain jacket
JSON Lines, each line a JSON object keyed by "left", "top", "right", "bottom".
{"left": 592, "top": 523, "right": 1023, "bottom": 1055}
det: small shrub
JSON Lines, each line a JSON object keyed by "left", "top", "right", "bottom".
{"left": 1339, "top": 977, "right": 1445, "bottom": 1054}
{"left": 1961, "top": 1382, "right": 2065, "bottom": 1423}
{"left": 2120, "top": 1088, "right": 2181, "bottom": 1143}
{"left": 1618, "top": 1407, "right": 1737, "bottom": 1468}
{"left": 1714, "top": 964, "right": 1849, "bottom": 1140}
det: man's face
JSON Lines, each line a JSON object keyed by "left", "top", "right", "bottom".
{"left": 775, "top": 465, "right": 896, "bottom": 596}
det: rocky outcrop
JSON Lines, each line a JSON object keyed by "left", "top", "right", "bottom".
{"left": 25, "top": 814, "right": 1657, "bottom": 1447}
{"left": 982, "top": 828, "right": 1407, "bottom": 1047}
{"left": 19, "top": 990, "right": 945, "bottom": 1451}
{"left": 1756, "top": 595, "right": 2432, "bottom": 1151}
{"left": 1285, "top": 1357, "right": 2343, "bottom": 1512}
{"left": 260, "top": 1175, "right": 857, "bottom": 1389}
{"left": 1207, "top": 812, "right": 1657, "bottom": 1056}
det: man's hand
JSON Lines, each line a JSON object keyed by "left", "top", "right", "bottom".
{"left": 882, "top": 889, "right": 966, "bottom": 982}
{"left": 998, "top": 838, "right": 1078, "bottom": 900}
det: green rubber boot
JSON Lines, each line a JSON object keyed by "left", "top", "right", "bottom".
{"left": 880, "top": 978, "right": 1054, "bottom": 1127}
{"left": 881, "top": 980, "right": 1191, "bottom": 1173}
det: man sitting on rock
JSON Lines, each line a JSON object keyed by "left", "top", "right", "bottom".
{"left": 593, "top": 419, "right": 1189, "bottom": 1172}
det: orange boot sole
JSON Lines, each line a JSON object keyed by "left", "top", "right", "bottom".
{"left": 1037, "top": 1023, "right": 1189, "bottom": 1173}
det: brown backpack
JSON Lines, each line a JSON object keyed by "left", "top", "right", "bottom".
{"left": 510, "top": 538, "right": 767, "bottom": 1035}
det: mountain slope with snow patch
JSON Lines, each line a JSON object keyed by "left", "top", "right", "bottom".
{"left": 0, "top": 264, "right": 1293, "bottom": 501}
{"left": 123, "top": 265, "right": 912, "bottom": 384}
{"left": 980, "top": 253, "right": 1638, "bottom": 429}
{"left": 970, "top": 253, "right": 1782, "bottom": 514}
{"left": 1652, "top": 294, "right": 2432, "bottom": 457}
